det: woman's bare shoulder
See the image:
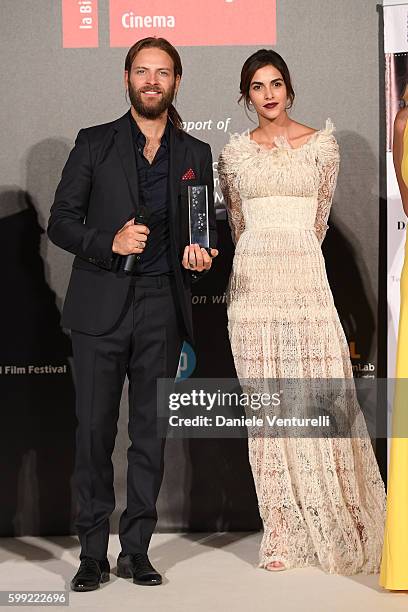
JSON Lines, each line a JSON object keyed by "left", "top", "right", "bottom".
{"left": 289, "top": 120, "right": 318, "bottom": 145}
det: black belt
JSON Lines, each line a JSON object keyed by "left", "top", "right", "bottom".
{"left": 129, "top": 274, "right": 174, "bottom": 288}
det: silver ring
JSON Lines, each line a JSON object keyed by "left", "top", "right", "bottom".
{"left": 189, "top": 263, "right": 195, "bottom": 269}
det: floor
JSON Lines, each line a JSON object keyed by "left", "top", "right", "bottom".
{"left": 0, "top": 533, "right": 407, "bottom": 612}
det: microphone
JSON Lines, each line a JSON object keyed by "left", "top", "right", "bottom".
{"left": 123, "top": 206, "right": 150, "bottom": 274}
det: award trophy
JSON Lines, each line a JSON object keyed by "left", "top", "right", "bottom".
{"left": 188, "top": 185, "right": 210, "bottom": 251}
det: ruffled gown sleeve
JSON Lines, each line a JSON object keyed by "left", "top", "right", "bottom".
{"left": 314, "top": 120, "right": 340, "bottom": 244}
{"left": 218, "top": 146, "right": 246, "bottom": 246}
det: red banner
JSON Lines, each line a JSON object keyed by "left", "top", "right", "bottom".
{"left": 62, "top": 0, "right": 99, "bottom": 48}
{"left": 109, "top": 0, "right": 276, "bottom": 47}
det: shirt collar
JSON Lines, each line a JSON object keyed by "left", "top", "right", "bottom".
{"left": 129, "top": 110, "right": 171, "bottom": 148}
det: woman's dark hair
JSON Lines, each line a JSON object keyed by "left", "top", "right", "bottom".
{"left": 125, "top": 37, "right": 183, "bottom": 129}
{"left": 403, "top": 83, "right": 408, "bottom": 105}
{"left": 239, "top": 49, "right": 295, "bottom": 113}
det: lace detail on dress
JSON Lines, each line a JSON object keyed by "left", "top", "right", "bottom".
{"left": 314, "top": 120, "right": 340, "bottom": 244}
{"left": 218, "top": 150, "right": 245, "bottom": 245}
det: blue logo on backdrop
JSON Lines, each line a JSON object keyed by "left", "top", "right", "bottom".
{"left": 176, "top": 342, "right": 196, "bottom": 380}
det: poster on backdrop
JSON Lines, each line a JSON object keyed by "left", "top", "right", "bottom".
{"left": 62, "top": 0, "right": 277, "bottom": 48}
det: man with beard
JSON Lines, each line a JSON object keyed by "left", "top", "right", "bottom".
{"left": 48, "top": 37, "right": 218, "bottom": 592}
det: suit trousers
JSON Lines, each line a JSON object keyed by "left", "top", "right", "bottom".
{"left": 70, "top": 274, "right": 183, "bottom": 560}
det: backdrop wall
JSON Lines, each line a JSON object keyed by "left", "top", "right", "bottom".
{"left": 0, "top": 0, "right": 384, "bottom": 535}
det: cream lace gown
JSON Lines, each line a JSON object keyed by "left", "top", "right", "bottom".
{"left": 218, "top": 120, "right": 386, "bottom": 574}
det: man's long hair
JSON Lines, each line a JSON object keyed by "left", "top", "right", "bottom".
{"left": 125, "top": 37, "right": 183, "bottom": 130}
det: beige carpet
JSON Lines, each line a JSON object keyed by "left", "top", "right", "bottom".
{"left": 0, "top": 533, "right": 407, "bottom": 612}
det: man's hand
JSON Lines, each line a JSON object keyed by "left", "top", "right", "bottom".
{"left": 112, "top": 218, "right": 150, "bottom": 256}
{"left": 182, "top": 244, "right": 219, "bottom": 272}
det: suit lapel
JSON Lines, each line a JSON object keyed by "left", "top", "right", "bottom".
{"left": 113, "top": 111, "right": 139, "bottom": 211}
{"left": 113, "top": 112, "right": 188, "bottom": 221}
{"left": 168, "top": 125, "right": 188, "bottom": 221}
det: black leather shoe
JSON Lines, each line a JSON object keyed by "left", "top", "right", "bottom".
{"left": 70, "top": 557, "right": 110, "bottom": 592}
{"left": 117, "top": 552, "right": 162, "bottom": 585}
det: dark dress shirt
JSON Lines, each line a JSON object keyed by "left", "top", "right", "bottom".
{"left": 129, "top": 113, "right": 172, "bottom": 275}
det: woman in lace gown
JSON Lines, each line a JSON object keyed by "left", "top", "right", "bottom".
{"left": 218, "top": 50, "right": 386, "bottom": 574}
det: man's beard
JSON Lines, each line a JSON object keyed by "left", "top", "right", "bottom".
{"left": 128, "top": 81, "right": 176, "bottom": 119}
